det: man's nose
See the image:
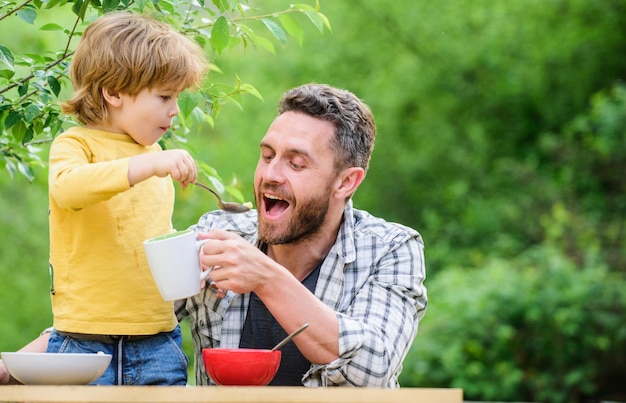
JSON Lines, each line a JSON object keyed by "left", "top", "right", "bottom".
{"left": 262, "top": 159, "right": 286, "bottom": 183}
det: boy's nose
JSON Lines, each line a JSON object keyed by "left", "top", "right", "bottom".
{"left": 170, "top": 103, "right": 180, "bottom": 117}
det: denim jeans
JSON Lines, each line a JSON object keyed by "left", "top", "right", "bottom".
{"left": 46, "top": 325, "right": 189, "bottom": 385}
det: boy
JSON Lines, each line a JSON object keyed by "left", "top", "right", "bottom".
{"left": 46, "top": 11, "right": 208, "bottom": 385}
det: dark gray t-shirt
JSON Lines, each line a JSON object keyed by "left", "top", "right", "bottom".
{"left": 239, "top": 264, "right": 321, "bottom": 385}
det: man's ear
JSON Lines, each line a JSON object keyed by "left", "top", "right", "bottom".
{"left": 335, "top": 167, "right": 365, "bottom": 199}
{"left": 102, "top": 88, "right": 122, "bottom": 107}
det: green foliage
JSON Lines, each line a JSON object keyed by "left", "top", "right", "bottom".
{"left": 199, "top": 0, "right": 626, "bottom": 272}
{"left": 0, "top": 168, "right": 52, "bottom": 351}
{"left": 400, "top": 245, "right": 626, "bottom": 403}
{"left": 200, "top": 2, "right": 626, "bottom": 400}
{"left": 0, "top": 0, "right": 329, "bottom": 196}
{"left": 2, "top": 0, "right": 626, "bottom": 399}
{"left": 537, "top": 84, "right": 626, "bottom": 269}
{"left": 0, "top": 0, "right": 328, "bottom": 381}
{"left": 362, "top": 0, "right": 626, "bottom": 272}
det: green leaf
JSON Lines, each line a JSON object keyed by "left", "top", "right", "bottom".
{"left": 238, "top": 24, "right": 275, "bottom": 54}
{"left": 261, "top": 18, "right": 286, "bottom": 45}
{"left": 44, "top": 0, "right": 65, "bottom": 9}
{"left": 239, "top": 83, "right": 263, "bottom": 101}
{"left": 134, "top": 0, "right": 149, "bottom": 12}
{"left": 190, "top": 106, "right": 206, "bottom": 128}
{"left": 193, "top": 34, "right": 207, "bottom": 49}
{"left": 24, "top": 53, "right": 47, "bottom": 64}
{"left": 44, "top": 0, "right": 61, "bottom": 9}
{"left": 39, "top": 23, "right": 65, "bottom": 31}
{"left": 252, "top": 35, "right": 275, "bottom": 54}
{"left": 47, "top": 76, "right": 61, "bottom": 97}
{"left": 178, "top": 91, "right": 203, "bottom": 119}
{"left": 0, "top": 69, "right": 15, "bottom": 79}
{"left": 18, "top": 83, "right": 29, "bottom": 97}
{"left": 72, "top": 0, "right": 90, "bottom": 20}
{"left": 102, "top": 0, "right": 121, "bottom": 12}
{"left": 0, "top": 45, "right": 14, "bottom": 71}
{"left": 22, "top": 125, "right": 34, "bottom": 144}
{"left": 17, "top": 160, "right": 35, "bottom": 181}
{"left": 4, "top": 111, "right": 21, "bottom": 130}
{"left": 212, "top": 0, "right": 229, "bottom": 13}
{"left": 303, "top": 10, "right": 327, "bottom": 33}
{"left": 278, "top": 14, "right": 303, "bottom": 46}
{"left": 208, "top": 62, "right": 223, "bottom": 74}
{"left": 293, "top": 4, "right": 331, "bottom": 33}
{"left": 155, "top": 0, "right": 176, "bottom": 16}
{"left": 31, "top": 117, "right": 44, "bottom": 136}
{"left": 43, "top": 111, "right": 59, "bottom": 129}
{"left": 17, "top": 8, "right": 37, "bottom": 25}
{"left": 210, "top": 16, "right": 230, "bottom": 54}
{"left": 203, "top": 111, "right": 215, "bottom": 128}
{"left": 11, "top": 120, "right": 27, "bottom": 143}
{"left": 23, "top": 104, "right": 42, "bottom": 123}
{"left": 224, "top": 185, "right": 245, "bottom": 203}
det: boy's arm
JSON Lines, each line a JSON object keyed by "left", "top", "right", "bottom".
{"left": 0, "top": 331, "right": 50, "bottom": 384}
{"left": 127, "top": 149, "right": 196, "bottom": 187}
{"left": 49, "top": 136, "right": 130, "bottom": 209}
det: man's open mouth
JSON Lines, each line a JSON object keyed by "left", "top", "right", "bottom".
{"left": 263, "top": 193, "right": 290, "bottom": 217}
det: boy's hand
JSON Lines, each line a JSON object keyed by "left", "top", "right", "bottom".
{"left": 129, "top": 149, "right": 197, "bottom": 187}
{"left": 151, "top": 149, "right": 197, "bottom": 187}
{"left": 0, "top": 360, "right": 10, "bottom": 384}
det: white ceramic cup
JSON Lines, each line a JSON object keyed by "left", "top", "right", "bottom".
{"left": 143, "top": 229, "right": 209, "bottom": 301}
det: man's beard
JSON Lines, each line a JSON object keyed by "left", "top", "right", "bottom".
{"left": 257, "top": 186, "right": 331, "bottom": 245}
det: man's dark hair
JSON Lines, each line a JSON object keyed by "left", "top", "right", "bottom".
{"left": 278, "top": 83, "right": 376, "bottom": 172}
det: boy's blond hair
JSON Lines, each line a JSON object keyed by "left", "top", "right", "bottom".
{"left": 62, "top": 11, "right": 208, "bottom": 125}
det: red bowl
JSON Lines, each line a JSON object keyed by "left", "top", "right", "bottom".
{"left": 202, "top": 348, "right": 281, "bottom": 386}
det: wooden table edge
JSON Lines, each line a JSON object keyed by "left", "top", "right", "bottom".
{"left": 0, "top": 386, "right": 463, "bottom": 403}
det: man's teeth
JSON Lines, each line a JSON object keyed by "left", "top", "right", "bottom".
{"left": 265, "top": 194, "right": 284, "bottom": 201}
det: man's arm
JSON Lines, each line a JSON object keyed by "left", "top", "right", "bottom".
{"left": 304, "top": 235, "right": 427, "bottom": 387}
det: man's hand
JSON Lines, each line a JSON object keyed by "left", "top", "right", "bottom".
{"left": 197, "top": 229, "right": 275, "bottom": 295}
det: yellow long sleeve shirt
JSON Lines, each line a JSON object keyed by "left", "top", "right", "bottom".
{"left": 48, "top": 127, "right": 177, "bottom": 335}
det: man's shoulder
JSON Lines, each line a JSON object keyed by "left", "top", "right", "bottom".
{"left": 351, "top": 207, "right": 422, "bottom": 244}
{"left": 193, "top": 210, "right": 258, "bottom": 239}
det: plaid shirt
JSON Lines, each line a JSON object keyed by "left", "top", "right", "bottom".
{"left": 175, "top": 201, "right": 427, "bottom": 387}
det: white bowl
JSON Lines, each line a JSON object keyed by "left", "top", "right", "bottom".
{"left": 1, "top": 352, "right": 112, "bottom": 385}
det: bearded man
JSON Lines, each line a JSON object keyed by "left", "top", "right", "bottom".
{"left": 177, "top": 83, "right": 428, "bottom": 387}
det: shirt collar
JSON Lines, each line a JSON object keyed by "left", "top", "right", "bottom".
{"left": 330, "top": 199, "right": 358, "bottom": 266}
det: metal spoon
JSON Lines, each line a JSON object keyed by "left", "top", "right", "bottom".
{"left": 194, "top": 182, "right": 251, "bottom": 213}
{"left": 271, "top": 323, "right": 310, "bottom": 351}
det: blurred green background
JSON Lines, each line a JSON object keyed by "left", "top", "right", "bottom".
{"left": 2, "top": 1, "right": 625, "bottom": 402}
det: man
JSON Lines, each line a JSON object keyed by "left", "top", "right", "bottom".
{"left": 0, "top": 84, "right": 427, "bottom": 387}
{"left": 177, "top": 83, "right": 428, "bottom": 387}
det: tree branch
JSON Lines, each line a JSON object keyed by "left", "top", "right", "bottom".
{"left": 0, "top": 0, "right": 34, "bottom": 23}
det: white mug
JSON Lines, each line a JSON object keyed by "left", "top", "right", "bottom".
{"left": 143, "top": 229, "right": 209, "bottom": 301}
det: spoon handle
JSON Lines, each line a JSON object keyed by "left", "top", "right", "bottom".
{"left": 271, "top": 323, "right": 310, "bottom": 351}
{"left": 194, "top": 181, "right": 219, "bottom": 197}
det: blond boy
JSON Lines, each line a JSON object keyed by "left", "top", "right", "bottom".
{"left": 46, "top": 11, "right": 207, "bottom": 385}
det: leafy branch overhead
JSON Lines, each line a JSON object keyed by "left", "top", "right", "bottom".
{"left": 0, "top": 0, "right": 330, "bottom": 182}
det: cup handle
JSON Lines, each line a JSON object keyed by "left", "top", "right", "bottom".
{"left": 196, "top": 239, "right": 213, "bottom": 283}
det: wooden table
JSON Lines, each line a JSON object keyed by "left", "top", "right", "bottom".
{"left": 0, "top": 386, "right": 462, "bottom": 403}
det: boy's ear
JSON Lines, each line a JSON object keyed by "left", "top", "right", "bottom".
{"left": 102, "top": 88, "right": 122, "bottom": 107}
